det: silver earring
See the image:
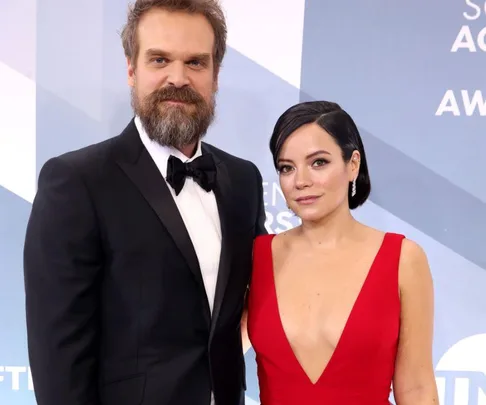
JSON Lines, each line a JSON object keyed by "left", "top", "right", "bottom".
{"left": 351, "top": 178, "right": 357, "bottom": 197}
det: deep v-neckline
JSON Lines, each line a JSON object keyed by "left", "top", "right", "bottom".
{"left": 267, "top": 232, "right": 389, "bottom": 386}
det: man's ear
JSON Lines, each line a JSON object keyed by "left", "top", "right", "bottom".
{"left": 127, "top": 57, "right": 135, "bottom": 87}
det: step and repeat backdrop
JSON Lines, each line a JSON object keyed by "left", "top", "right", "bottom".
{"left": 1, "top": 0, "right": 485, "bottom": 404}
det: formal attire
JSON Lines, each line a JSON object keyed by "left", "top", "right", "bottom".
{"left": 247, "top": 232, "right": 404, "bottom": 405}
{"left": 23, "top": 117, "right": 267, "bottom": 405}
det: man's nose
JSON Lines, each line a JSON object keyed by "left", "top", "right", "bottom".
{"left": 166, "top": 61, "right": 190, "bottom": 88}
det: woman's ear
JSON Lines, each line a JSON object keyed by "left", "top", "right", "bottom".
{"left": 349, "top": 150, "right": 361, "bottom": 181}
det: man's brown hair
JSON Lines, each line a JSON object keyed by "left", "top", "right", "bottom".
{"left": 121, "top": 0, "right": 227, "bottom": 73}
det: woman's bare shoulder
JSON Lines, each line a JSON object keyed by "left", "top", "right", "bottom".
{"left": 398, "top": 237, "right": 432, "bottom": 292}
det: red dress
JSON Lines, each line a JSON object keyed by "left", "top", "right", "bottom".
{"left": 247, "top": 232, "right": 404, "bottom": 405}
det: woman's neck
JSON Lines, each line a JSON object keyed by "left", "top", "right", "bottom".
{"left": 298, "top": 204, "right": 359, "bottom": 250}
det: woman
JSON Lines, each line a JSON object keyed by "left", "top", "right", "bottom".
{"left": 244, "top": 101, "right": 439, "bottom": 404}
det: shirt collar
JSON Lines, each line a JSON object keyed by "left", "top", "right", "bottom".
{"left": 135, "top": 115, "right": 202, "bottom": 178}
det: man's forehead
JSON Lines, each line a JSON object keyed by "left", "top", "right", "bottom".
{"left": 137, "top": 17, "right": 214, "bottom": 51}
{"left": 142, "top": 47, "right": 213, "bottom": 61}
{"left": 137, "top": 9, "right": 214, "bottom": 38}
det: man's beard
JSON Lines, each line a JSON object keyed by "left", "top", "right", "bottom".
{"left": 131, "top": 84, "right": 216, "bottom": 149}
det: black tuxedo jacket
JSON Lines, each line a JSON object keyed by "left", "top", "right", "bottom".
{"left": 23, "top": 119, "right": 267, "bottom": 405}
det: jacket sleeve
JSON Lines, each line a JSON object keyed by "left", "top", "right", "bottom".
{"left": 23, "top": 156, "right": 102, "bottom": 405}
{"left": 251, "top": 162, "right": 268, "bottom": 236}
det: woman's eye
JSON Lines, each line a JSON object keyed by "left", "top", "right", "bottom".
{"left": 313, "top": 159, "right": 328, "bottom": 167}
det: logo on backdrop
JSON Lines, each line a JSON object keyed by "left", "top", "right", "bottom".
{"left": 435, "top": 333, "right": 486, "bottom": 405}
{"left": 263, "top": 180, "right": 301, "bottom": 234}
{"left": 0, "top": 366, "right": 33, "bottom": 391}
{"left": 436, "top": 0, "right": 486, "bottom": 116}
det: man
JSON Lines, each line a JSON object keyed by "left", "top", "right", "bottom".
{"left": 23, "top": 1, "right": 267, "bottom": 404}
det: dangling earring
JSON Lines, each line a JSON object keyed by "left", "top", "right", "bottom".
{"left": 351, "top": 178, "right": 357, "bottom": 197}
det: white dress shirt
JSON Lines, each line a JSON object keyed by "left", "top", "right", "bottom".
{"left": 135, "top": 116, "right": 221, "bottom": 404}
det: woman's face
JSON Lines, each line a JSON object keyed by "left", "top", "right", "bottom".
{"left": 277, "top": 122, "right": 360, "bottom": 222}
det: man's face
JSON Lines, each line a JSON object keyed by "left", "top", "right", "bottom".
{"left": 127, "top": 8, "right": 218, "bottom": 151}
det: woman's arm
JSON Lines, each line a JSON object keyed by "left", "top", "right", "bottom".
{"left": 241, "top": 285, "right": 252, "bottom": 354}
{"left": 392, "top": 239, "right": 439, "bottom": 405}
{"left": 241, "top": 308, "right": 252, "bottom": 354}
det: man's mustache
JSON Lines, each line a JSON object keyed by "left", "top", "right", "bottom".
{"left": 147, "top": 86, "right": 204, "bottom": 105}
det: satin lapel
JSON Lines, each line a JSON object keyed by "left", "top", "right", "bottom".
{"left": 117, "top": 142, "right": 211, "bottom": 325}
{"left": 208, "top": 152, "right": 235, "bottom": 340}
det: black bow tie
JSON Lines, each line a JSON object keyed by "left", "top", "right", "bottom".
{"left": 166, "top": 154, "right": 217, "bottom": 195}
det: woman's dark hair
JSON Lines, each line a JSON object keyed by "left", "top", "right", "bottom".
{"left": 269, "top": 100, "right": 371, "bottom": 209}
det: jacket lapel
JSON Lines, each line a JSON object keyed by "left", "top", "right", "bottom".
{"left": 204, "top": 145, "right": 236, "bottom": 340}
{"left": 114, "top": 120, "right": 211, "bottom": 325}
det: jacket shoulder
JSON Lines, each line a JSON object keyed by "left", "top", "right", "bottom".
{"left": 202, "top": 142, "right": 258, "bottom": 171}
{"left": 42, "top": 121, "right": 137, "bottom": 175}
